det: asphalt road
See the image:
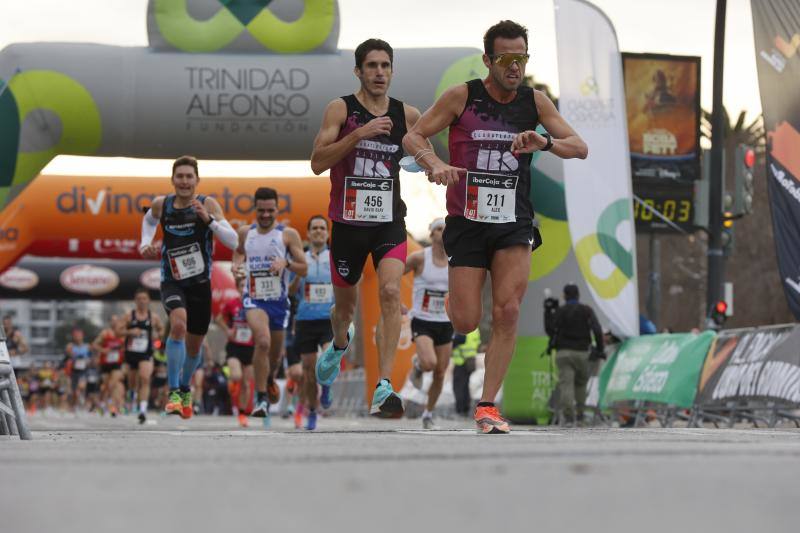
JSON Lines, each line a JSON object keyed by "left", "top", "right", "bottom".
{"left": 2, "top": 413, "right": 800, "bottom": 533}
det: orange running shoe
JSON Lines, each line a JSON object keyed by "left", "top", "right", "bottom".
{"left": 293, "top": 403, "right": 304, "bottom": 430}
{"left": 237, "top": 413, "right": 249, "bottom": 428}
{"left": 165, "top": 391, "right": 182, "bottom": 416}
{"left": 474, "top": 405, "right": 510, "bottom": 435}
{"left": 180, "top": 391, "right": 193, "bottom": 420}
{"left": 267, "top": 380, "right": 280, "bottom": 405}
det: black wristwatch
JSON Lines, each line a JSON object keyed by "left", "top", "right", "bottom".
{"left": 541, "top": 133, "right": 553, "bottom": 152}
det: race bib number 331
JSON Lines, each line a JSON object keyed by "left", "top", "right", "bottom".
{"left": 250, "top": 271, "right": 282, "bottom": 300}
{"left": 465, "top": 172, "right": 517, "bottom": 223}
{"left": 343, "top": 177, "right": 393, "bottom": 222}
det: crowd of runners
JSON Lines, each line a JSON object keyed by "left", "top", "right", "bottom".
{"left": 11, "top": 20, "right": 587, "bottom": 434}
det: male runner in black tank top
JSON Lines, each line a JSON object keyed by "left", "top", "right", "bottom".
{"left": 138, "top": 156, "right": 238, "bottom": 419}
{"left": 309, "top": 39, "right": 422, "bottom": 418}
{"left": 404, "top": 20, "right": 588, "bottom": 434}
{"left": 124, "top": 287, "right": 165, "bottom": 424}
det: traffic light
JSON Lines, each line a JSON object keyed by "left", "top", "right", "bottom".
{"left": 733, "top": 144, "right": 755, "bottom": 216}
{"left": 721, "top": 210, "right": 735, "bottom": 255}
{"left": 711, "top": 300, "right": 728, "bottom": 327}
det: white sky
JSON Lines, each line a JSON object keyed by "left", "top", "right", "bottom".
{"left": 0, "top": 0, "right": 761, "bottom": 238}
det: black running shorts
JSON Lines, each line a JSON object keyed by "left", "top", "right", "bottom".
{"left": 124, "top": 352, "right": 152, "bottom": 370}
{"left": 411, "top": 318, "right": 455, "bottom": 347}
{"left": 225, "top": 342, "right": 254, "bottom": 367}
{"left": 442, "top": 215, "right": 542, "bottom": 269}
{"left": 293, "top": 319, "right": 334, "bottom": 357}
{"left": 330, "top": 220, "right": 407, "bottom": 286}
{"left": 160, "top": 281, "right": 212, "bottom": 336}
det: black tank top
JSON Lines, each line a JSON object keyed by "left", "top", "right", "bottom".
{"left": 160, "top": 194, "right": 213, "bottom": 286}
{"left": 125, "top": 310, "right": 153, "bottom": 357}
{"left": 447, "top": 79, "right": 539, "bottom": 221}
{"left": 328, "top": 95, "right": 407, "bottom": 226}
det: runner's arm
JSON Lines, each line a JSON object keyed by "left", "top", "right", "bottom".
{"left": 404, "top": 250, "right": 424, "bottom": 275}
{"left": 152, "top": 314, "right": 165, "bottom": 340}
{"left": 511, "top": 91, "right": 588, "bottom": 159}
{"left": 213, "top": 311, "right": 232, "bottom": 339}
{"left": 283, "top": 228, "right": 308, "bottom": 277}
{"left": 201, "top": 197, "right": 238, "bottom": 250}
{"left": 231, "top": 226, "right": 249, "bottom": 279}
{"left": 90, "top": 332, "right": 106, "bottom": 354}
{"left": 402, "top": 85, "right": 469, "bottom": 185}
{"left": 13, "top": 331, "right": 29, "bottom": 355}
{"left": 310, "top": 99, "right": 360, "bottom": 175}
{"left": 139, "top": 196, "right": 164, "bottom": 257}
{"left": 288, "top": 273, "right": 302, "bottom": 296}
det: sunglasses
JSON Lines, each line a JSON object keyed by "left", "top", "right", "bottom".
{"left": 489, "top": 53, "right": 530, "bottom": 68}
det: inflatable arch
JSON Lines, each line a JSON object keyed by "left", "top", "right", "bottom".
{"left": 0, "top": 0, "right": 486, "bottom": 207}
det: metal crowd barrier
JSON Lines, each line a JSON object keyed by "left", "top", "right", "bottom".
{"left": 328, "top": 368, "right": 367, "bottom": 417}
{"left": 0, "top": 324, "right": 32, "bottom": 439}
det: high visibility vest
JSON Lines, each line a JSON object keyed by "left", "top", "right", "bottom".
{"left": 452, "top": 329, "right": 480, "bottom": 366}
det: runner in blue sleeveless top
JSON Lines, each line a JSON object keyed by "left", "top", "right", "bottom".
{"left": 289, "top": 215, "right": 335, "bottom": 430}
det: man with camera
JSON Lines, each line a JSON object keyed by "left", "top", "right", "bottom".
{"left": 546, "top": 284, "right": 604, "bottom": 427}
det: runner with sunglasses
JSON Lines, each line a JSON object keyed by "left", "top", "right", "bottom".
{"left": 403, "top": 20, "right": 588, "bottom": 434}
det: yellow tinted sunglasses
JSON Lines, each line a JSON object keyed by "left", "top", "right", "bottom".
{"left": 489, "top": 53, "right": 530, "bottom": 68}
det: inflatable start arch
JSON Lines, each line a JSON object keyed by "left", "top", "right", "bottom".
{"left": 0, "top": 0, "right": 485, "bottom": 207}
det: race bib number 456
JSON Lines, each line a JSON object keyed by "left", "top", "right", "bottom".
{"left": 167, "top": 243, "right": 205, "bottom": 280}
{"left": 343, "top": 177, "right": 393, "bottom": 222}
{"left": 465, "top": 172, "right": 517, "bottom": 223}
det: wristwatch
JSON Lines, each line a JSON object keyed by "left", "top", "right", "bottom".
{"left": 541, "top": 133, "right": 553, "bottom": 152}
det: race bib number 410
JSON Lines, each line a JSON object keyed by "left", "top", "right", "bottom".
{"left": 343, "top": 177, "right": 393, "bottom": 222}
{"left": 464, "top": 172, "right": 517, "bottom": 223}
{"left": 167, "top": 243, "right": 205, "bottom": 280}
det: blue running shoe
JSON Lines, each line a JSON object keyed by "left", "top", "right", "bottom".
{"left": 262, "top": 412, "right": 272, "bottom": 429}
{"left": 320, "top": 384, "right": 333, "bottom": 409}
{"left": 370, "top": 379, "right": 404, "bottom": 418}
{"left": 251, "top": 399, "right": 269, "bottom": 418}
{"left": 305, "top": 410, "right": 317, "bottom": 431}
{"left": 316, "top": 324, "right": 354, "bottom": 386}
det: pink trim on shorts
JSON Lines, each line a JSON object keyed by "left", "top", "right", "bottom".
{"left": 381, "top": 240, "right": 408, "bottom": 263}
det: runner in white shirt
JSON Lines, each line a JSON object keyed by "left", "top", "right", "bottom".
{"left": 405, "top": 218, "right": 453, "bottom": 429}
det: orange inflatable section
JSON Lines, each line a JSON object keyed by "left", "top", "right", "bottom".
{"left": 0, "top": 174, "right": 415, "bottom": 395}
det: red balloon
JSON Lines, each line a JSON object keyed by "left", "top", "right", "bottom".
{"left": 210, "top": 263, "right": 238, "bottom": 317}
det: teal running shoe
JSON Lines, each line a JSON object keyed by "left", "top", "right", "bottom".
{"left": 370, "top": 379, "right": 404, "bottom": 418}
{"left": 315, "top": 323, "right": 354, "bottom": 386}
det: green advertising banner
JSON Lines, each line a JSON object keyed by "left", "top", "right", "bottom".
{"left": 599, "top": 331, "right": 715, "bottom": 408}
{"left": 503, "top": 336, "right": 556, "bottom": 424}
